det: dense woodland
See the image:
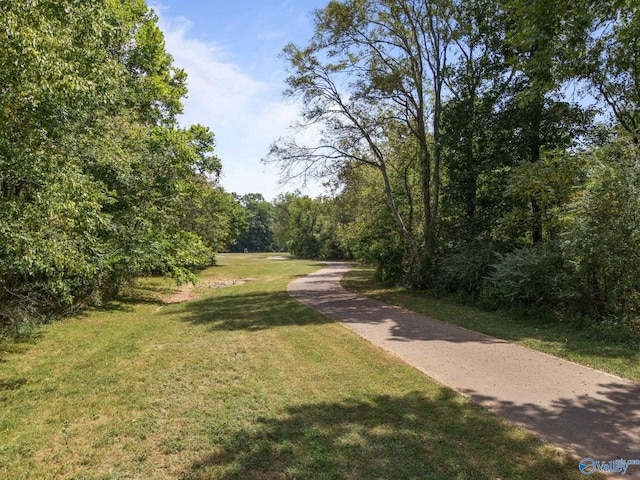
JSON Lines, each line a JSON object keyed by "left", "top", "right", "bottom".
{"left": 1, "top": 0, "right": 639, "bottom": 339}
{"left": 265, "top": 0, "right": 640, "bottom": 334}
{"left": 0, "top": 0, "right": 247, "bottom": 336}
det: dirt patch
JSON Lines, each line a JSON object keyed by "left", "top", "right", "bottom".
{"left": 161, "top": 278, "right": 252, "bottom": 305}
{"left": 162, "top": 285, "right": 198, "bottom": 304}
{"left": 267, "top": 256, "right": 288, "bottom": 260}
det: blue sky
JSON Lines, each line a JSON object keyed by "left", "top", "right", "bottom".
{"left": 151, "top": 1, "right": 329, "bottom": 200}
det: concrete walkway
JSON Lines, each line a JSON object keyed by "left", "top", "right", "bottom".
{"left": 288, "top": 263, "right": 640, "bottom": 470}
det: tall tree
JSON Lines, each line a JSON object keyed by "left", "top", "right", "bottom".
{"left": 440, "top": 0, "right": 511, "bottom": 240}
{"left": 584, "top": 0, "right": 640, "bottom": 144}
{"left": 268, "top": 0, "right": 455, "bottom": 273}
{"left": 499, "top": 0, "right": 593, "bottom": 243}
{"left": 232, "top": 194, "right": 274, "bottom": 252}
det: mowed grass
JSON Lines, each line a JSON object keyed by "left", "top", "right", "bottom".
{"left": 342, "top": 266, "right": 640, "bottom": 383}
{"left": 0, "top": 254, "right": 590, "bottom": 479}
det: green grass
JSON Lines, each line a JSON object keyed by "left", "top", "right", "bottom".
{"left": 342, "top": 265, "right": 640, "bottom": 383}
{"left": 0, "top": 254, "right": 592, "bottom": 479}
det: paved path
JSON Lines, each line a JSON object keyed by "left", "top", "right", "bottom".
{"left": 288, "top": 263, "right": 640, "bottom": 471}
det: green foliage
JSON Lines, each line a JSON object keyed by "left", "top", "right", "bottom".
{"left": 480, "top": 243, "right": 569, "bottom": 311}
{"left": 272, "top": 193, "right": 346, "bottom": 260}
{"left": 154, "top": 231, "right": 214, "bottom": 285}
{"left": 330, "top": 162, "right": 420, "bottom": 283}
{"left": 505, "top": 149, "right": 585, "bottom": 240}
{"left": 562, "top": 138, "right": 640, "bottom": 321}
{"left": 341, "top": 213, "right": 406, "bottom": 284}
{"left": 0, "top": 0, "right": 122, "bottom": 320}
{"left": 231, "top": 194, "right": 274, "bottom": 252}
{"left": 585, "top": 0, "right": 640, "bottom": 143}
{"left": 0, "top": 0, "right": 237, "bottom": 337}
{"left": 435, "top": 241, "right": 503, "bottom": 297}
{"left": 181, "top": 183, "right": 246, "bottom": 252}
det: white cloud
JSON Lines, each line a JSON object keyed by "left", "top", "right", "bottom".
{"left": 154, "top": 9, "right": 327, "bottom": 200}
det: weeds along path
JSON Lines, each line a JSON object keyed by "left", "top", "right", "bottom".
{"left": 288, "top": 262, "right": 640, "bottom": 467}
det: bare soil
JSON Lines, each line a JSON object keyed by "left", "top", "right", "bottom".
{"left": 162, "top": 279, "right": 251, "bottom": 304}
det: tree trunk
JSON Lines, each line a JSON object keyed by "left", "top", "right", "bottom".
{"left": 428, "top": 80, "right": 443, "bottom": 257}
{"left": 529, "top": 96, "right": 543, "bottom": 244}
{"left": 421, "top": 146, "right": 433, "bottom": 258}
{"left": 380, "top": 163, "right": 421, "bottom": 265}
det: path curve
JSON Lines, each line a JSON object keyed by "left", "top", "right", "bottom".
{"left": 288, "top": 262, "right": 640, "bottom": 468}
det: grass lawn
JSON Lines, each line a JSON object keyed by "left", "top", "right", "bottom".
{"left": 1, "top": 254, "right": 591, "bottom": 479}
{"left": 342, "top": 265, "right": 640, "bottom": 383}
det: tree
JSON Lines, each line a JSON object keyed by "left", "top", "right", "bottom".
{"left": 0, "top": 0, "right": 129, "bottom": 322}
{"left": 268, "top": 0, "right": 457, "bottom": 274}
{"left": 584, "top": 0, "right": 640, "bottom": 144}
{"left": 564, "top": 137, "right": 640, "bottom": 319}
{"left": 232, "top": 194, "right": 274, "bottom": 252}
{"left": 333, "top": 165, "right": 412, "bottom": 282}
{"left": 0, "top": 0, "right": 233, "bottom": 333}
{"left": 499, "top": 0, "right": 593, "bottom": 243}
{"left": 180, "top": 184, "right": 246, "bottom": 252}
{"left": 439, "top": 0, "right": 512, "bottom": 241}
{"left": 272, "top": 193, "right": 346, "bottom": 259}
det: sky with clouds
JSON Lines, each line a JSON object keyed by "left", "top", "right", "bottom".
{"left": 151, "top": 1, "right": 329, "bottom": 200}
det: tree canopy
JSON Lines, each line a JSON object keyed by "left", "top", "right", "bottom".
{"left": 267, "top": 0, "right": 640, "bottom": 329}
{"left": 0, "top": 0, "right": 239, "bottom": 336}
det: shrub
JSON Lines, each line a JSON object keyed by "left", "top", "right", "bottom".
{"left": 480, "top": 242, "right": 569, "bottom": 311}
{"left": 562, "top": 139, "right": 640, "bottom": 321}
{"left": 435, "top": 241, "right": 503, "bottom": 297}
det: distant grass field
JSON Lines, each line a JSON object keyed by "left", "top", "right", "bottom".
{"left": 0, "top": 254, "right": 591, "bottom": 479}
{"left": 342, "top": 265, "right": 640, "bottom": 383}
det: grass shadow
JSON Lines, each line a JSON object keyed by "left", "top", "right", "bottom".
{"left": 181, "top": 390, "right": 586, "bottom": 480}
{"left": 0, "top": 377, "right": 27, "bottom": 403}
{"left": 165, "top": 290, "right": 333, "bottom": 332}
{"left": 83, "top": 283, "right": 168, "bottom": 316}
{"left": 276, "top": 260, "right": 333, "bottom": 268}
{"left": 0, "top": 377, "right": 27, "bottom": 390}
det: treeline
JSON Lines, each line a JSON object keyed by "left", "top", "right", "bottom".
{"left": 225, "top": 193, "right": 342, "bottom": 259}
{"left": 0, "top": 1, "right": 243, "bottom": 337}
{"left": 267, "top": 0, "right": 640, "bottom": 331}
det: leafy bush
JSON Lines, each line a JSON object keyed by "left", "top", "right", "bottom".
{"left": 480, "top": 242, "right": 568, "bottom": 311}
{"left": 435, "top": 241, "right": 503, "bottom": 297}
{"left": 375, "top": 246, "right": 407, "bottom": 285}
{"left": 562, "top": 139, "right": 640, "bottom": 321}
{"left": 337, "top": 207, "right": 407, "bottom": 285}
